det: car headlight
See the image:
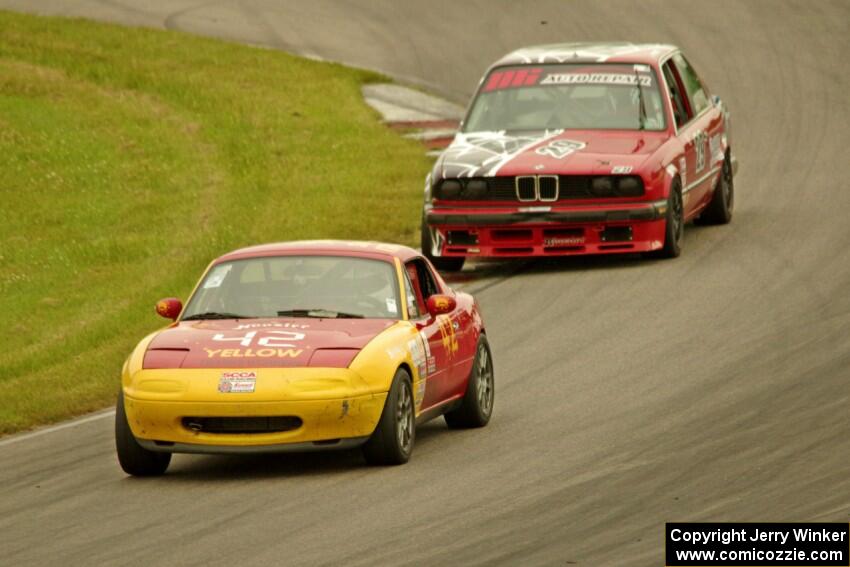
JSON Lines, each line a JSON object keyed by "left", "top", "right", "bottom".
{"left": 615, "top": 176, "right": 643, "bottom": 197}
{"left": 591, "top": 176, "right": 614, "bottom": 197}
{"left": 439, "top": 179, "right": 462, "bottom": 199}
{"left": 463, "top": 179, "right": 488, "bottom": 199}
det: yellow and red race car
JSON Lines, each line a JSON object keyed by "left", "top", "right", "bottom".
{"left": 116, "top": 241, "right": 493, "bottom": 475}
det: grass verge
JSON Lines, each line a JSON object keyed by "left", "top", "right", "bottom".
{"left": 0, "top": 10, "right": 431, "bottom": 434}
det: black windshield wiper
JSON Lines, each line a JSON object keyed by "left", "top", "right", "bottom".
{"left": 277, "top": 309, "right": 364, "bottom": 319}
{"left": 182, "top": 312, "right": 253, "bottom": 321}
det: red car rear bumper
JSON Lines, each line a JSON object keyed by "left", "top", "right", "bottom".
{"left": 425, "top": 200, "right": 668, "bottom": 258}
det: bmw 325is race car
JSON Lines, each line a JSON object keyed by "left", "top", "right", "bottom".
{"left": 115, "top": 241, "right": 493, "bottom": 475}
{"left": 422, "top": 43, "right": 738, "bottom": 271}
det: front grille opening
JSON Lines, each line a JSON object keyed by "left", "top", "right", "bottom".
{"left": 544, "top": 246, "right": 585, "bottom": 253}
{"left": 558, "top": 175, "right": 646, "bottom": 199}
{"left": 492, "top": 229, "right": 533, "bottom": 241}
{"left": 543, "top": 228, "right": 584, "bottom": 239}
{"left": 516, "top": 176, "right": 537, "bottom": 201}
{"left": 538, "top": 176, "right": 558, "bottom": 201}
{"left": 437, "top": 175, "right": 644, "bottom": 203}
{"left": 601, "top": 226, "right": 634, "bottom": 242}
{"left": 494, "top": 247, "right": 534, "bottom": 255}
{"left": 447, "top": 230, "right": 478, "bottom": 245}
{"left": 437, "top": 175, "right": 643, "bottom": 202}
{"left": 599, "top": 244, "right": 634, "bottom": 250}
{"left": 182, "top": 416, "right": 303, "bottom": 434}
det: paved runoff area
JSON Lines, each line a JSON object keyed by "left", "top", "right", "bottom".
{"left": 362, "top": 83, "right": 465, "bottom": 156}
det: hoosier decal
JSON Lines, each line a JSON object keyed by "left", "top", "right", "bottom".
{"left": 233, "top": 322, "right": 310, "bottom": 330}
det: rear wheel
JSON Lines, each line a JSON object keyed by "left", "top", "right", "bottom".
{"left": 362, "top": 369, "right": 415, "bottom": 465}
{"left": 115, "top": 392, "right": 171, "bottom": 476}
{"left": 445, "top": 335, "right": 494, "bottom": 429}
{"left": 695, "top": 152, "right": 734, "bottom": 225}
{"left": 647, "top": 179, "right": 683, "bottom": 259}
{"left": 421, "top": 214, "right": 465, "bottom": 272}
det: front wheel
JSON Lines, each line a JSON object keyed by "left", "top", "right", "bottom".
{"left": 421, "top": 215, "right": 465, "bottom": 272}
{"left": 115, "top": 392, "right": 171, "bottom": 476}
{"left": 445, "top": 335, "right": 495, "bottom": 429}
{"left": 695, "top": 152, "right": 734, "bottom": 225}
{"left": 362, "top": 369, "right": 415, "bottom": 465}
{"left": 647, "top": 179, "right": 683, "bottom": 259}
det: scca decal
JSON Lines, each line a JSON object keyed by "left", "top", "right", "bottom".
{"left": 483, "top": 68, "right": 543, "bottom": 92}
{"left": 221, "top": 371, "right": 257, "bottom": 379}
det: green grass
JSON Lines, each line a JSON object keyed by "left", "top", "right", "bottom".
{"left": 0, "top": 10, "right": 431, "bottom": 434}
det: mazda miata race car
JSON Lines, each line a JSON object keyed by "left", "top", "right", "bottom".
{"left": 422, "top": 43, "right": 738, "bottom": 271}
{"left": 116, "top": 241, "right": 493, "bottom": 475}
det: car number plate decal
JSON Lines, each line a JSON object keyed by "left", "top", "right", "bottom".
{"left": 218, "top": 371, "right": 257, "bottom": 393}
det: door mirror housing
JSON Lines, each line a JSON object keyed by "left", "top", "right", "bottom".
{"left": 426, "top": 294, "right": 456, "bottom": 317}
{"left": 155, "top": 298, "right": 183, "bottom": 321}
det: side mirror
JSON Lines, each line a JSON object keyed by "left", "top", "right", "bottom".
{"left": 426, "top": 294, "right": 456, "bottom": 317}
{"left": 155, "top": 298, "right": 183, "bottom": 321}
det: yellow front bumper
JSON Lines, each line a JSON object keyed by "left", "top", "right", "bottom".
{"left": 122, "top": 367, "right": 387, "bottom": 452}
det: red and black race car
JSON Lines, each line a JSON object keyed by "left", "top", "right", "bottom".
{"left": 422, "top": 43, "right": 738, "bottom": 271}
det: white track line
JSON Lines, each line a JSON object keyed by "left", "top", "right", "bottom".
{"left": 0, "top": 409, "right": 115, "bottom": 448}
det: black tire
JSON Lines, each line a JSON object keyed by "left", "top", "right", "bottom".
{"left": 421, "top": 214, "right": 465, "bottom": 272}
{"left": 115, "top": 392, "right": 171, "bottom": 476}
{"left": 695, "top": 152, "right": 734, "bottom": 225}
{"left": 362, "top": 369, "right": 415, "bottom": 465}
{"left": 445, "top": 335, "right": 495, "bottom": 429}
{"left": 647, "top": 178, "right": 684, "bottom": 259}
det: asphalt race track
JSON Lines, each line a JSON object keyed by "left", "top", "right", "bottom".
{"left": 1, "top": 1, "right": 849, "bottom": 565}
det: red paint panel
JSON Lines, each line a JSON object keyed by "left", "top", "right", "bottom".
{"left": 144, "top": 349, "right": 189, "bottom": 369}
{"left": 484, "top": 67, "right": 544, "bottom": 92}
{"left": 483, "top": 72, "right": 503, "bottom": 92}
{"left": 510, "top": 69, "right": 529, "bottom": 86}
{"left": 307, "top": 348, "right": 360, "bottom": 368}
{"left": 497, "top": 70, "right": 515, "bottom": 89}
{"left": 146, "top": 317, "right": 393, "bottom": 369}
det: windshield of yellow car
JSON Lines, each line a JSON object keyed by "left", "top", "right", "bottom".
{"left": 182, "top": 255, "right": 401, "bottom": 320}
{"left": 463, "top": 63, "right": 667, "bottom": 132}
